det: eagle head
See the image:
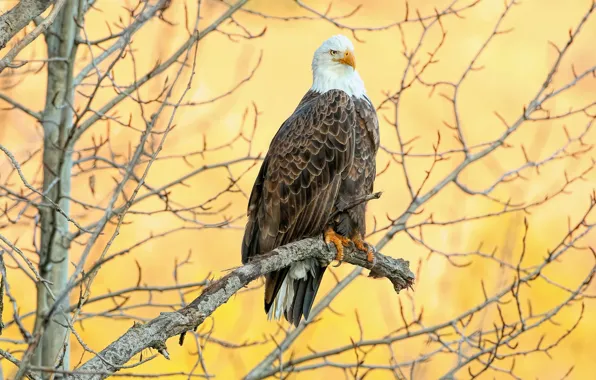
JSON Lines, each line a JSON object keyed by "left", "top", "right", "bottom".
{"left": 311, "top": 35, "right": 366, "bottom": 98}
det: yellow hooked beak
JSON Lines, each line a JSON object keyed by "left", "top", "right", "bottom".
{"left": 337, "top": 50, "right": 355, "bottom": 69}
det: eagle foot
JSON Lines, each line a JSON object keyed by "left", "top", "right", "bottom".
{"left": 325, "top": 227, "right": 350, "bottom": 267}
{"left": 353, "top": 232, "right": 375, "bottom": 265}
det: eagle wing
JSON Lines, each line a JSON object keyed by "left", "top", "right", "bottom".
{"left": 344, "top": 96, "right": 380, "bottom": 235}
{"left": 242, "top": 89, "right": 357, "bottom": 313}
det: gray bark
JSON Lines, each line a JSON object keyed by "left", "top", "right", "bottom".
{"left": 70, "top": 238, "right": 414, "bottom": 379}
{"left": 32, "top": 0, "right": 80, "bottom": 376}
{"left": 0, "top": 0, "right": 52, "bottom": 50}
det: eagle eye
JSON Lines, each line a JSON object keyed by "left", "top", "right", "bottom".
{"left": 329, "top": 49, "right": 338, "bottom": 56}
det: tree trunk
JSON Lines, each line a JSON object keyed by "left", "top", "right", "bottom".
{"left": 32, "top": 1, "right": 80, "bottom": 376}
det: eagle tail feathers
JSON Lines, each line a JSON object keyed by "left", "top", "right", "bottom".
{"left": 266, "top": 259, "right": 326, "bottom": 326}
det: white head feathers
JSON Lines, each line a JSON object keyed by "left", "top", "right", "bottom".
{"left": 310, "top": 35, "right": 367, "bottom": 99}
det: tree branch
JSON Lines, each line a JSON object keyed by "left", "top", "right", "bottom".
{"left": 71, "top": 238, "right": 414, "bottom": 379}
{"left": 0, "top": 92, "right": 42, "bottom": 119}
{"left": 0, "top": 0, "right": 52, "bottom": 49}
{"left": 72, "top": 0, "right": 249, "bottom": 142}
{"left": 0, "top": 0, "right": 66, "bottom": 73}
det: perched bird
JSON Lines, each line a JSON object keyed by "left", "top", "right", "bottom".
{"left": 242, "top": 35, "right": 379, "bottom": 326}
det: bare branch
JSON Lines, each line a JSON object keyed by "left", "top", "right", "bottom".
{"left": 73, "top": 238, "right": 413, "bottom": 379}
{"left": 0, "top": 0, "right": 51, "bottom": 49}
{"left": 0, "top": 0, "right": 66, "bottom": 73}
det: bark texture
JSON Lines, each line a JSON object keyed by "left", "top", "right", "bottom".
{"left": 0, "top": 0, "right": 52, "bottom": 50}
{"left": 32, "top": 1, "right": 80, "bottom": 375}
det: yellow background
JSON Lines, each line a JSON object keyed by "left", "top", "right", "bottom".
{"left": 1, "top": 0, "right": 595, "bottom": 378}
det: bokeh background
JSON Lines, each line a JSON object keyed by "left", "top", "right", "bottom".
{"left": 1, "top": 0, "right": 596, "bottom": 378}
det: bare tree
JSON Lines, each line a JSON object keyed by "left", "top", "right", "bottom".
{"left": 0, "top": 0, "right": 595, "bottom": 379}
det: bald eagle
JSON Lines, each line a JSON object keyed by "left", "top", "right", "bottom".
{"left": 242, "top": 35, "right": 379, "bottom": 326}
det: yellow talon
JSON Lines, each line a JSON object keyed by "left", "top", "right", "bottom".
{"left": 325, "top": 227, "right": 350, "bottom": 265}
{"left": 353, "top": 232, "right": 375, "bottom": 263}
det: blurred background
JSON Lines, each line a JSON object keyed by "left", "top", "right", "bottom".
{"left": 1, "top": 0, "right": 595, "bottom": 378}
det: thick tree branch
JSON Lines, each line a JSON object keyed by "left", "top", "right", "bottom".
{"left": 0, "top": 0, "right": 52, "bottom": 50}
{"left": 0, "top": 0, "right": 66, "bottom": 73}
{"left": 71, "top": 238, "right": 413, "bottom": 379}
